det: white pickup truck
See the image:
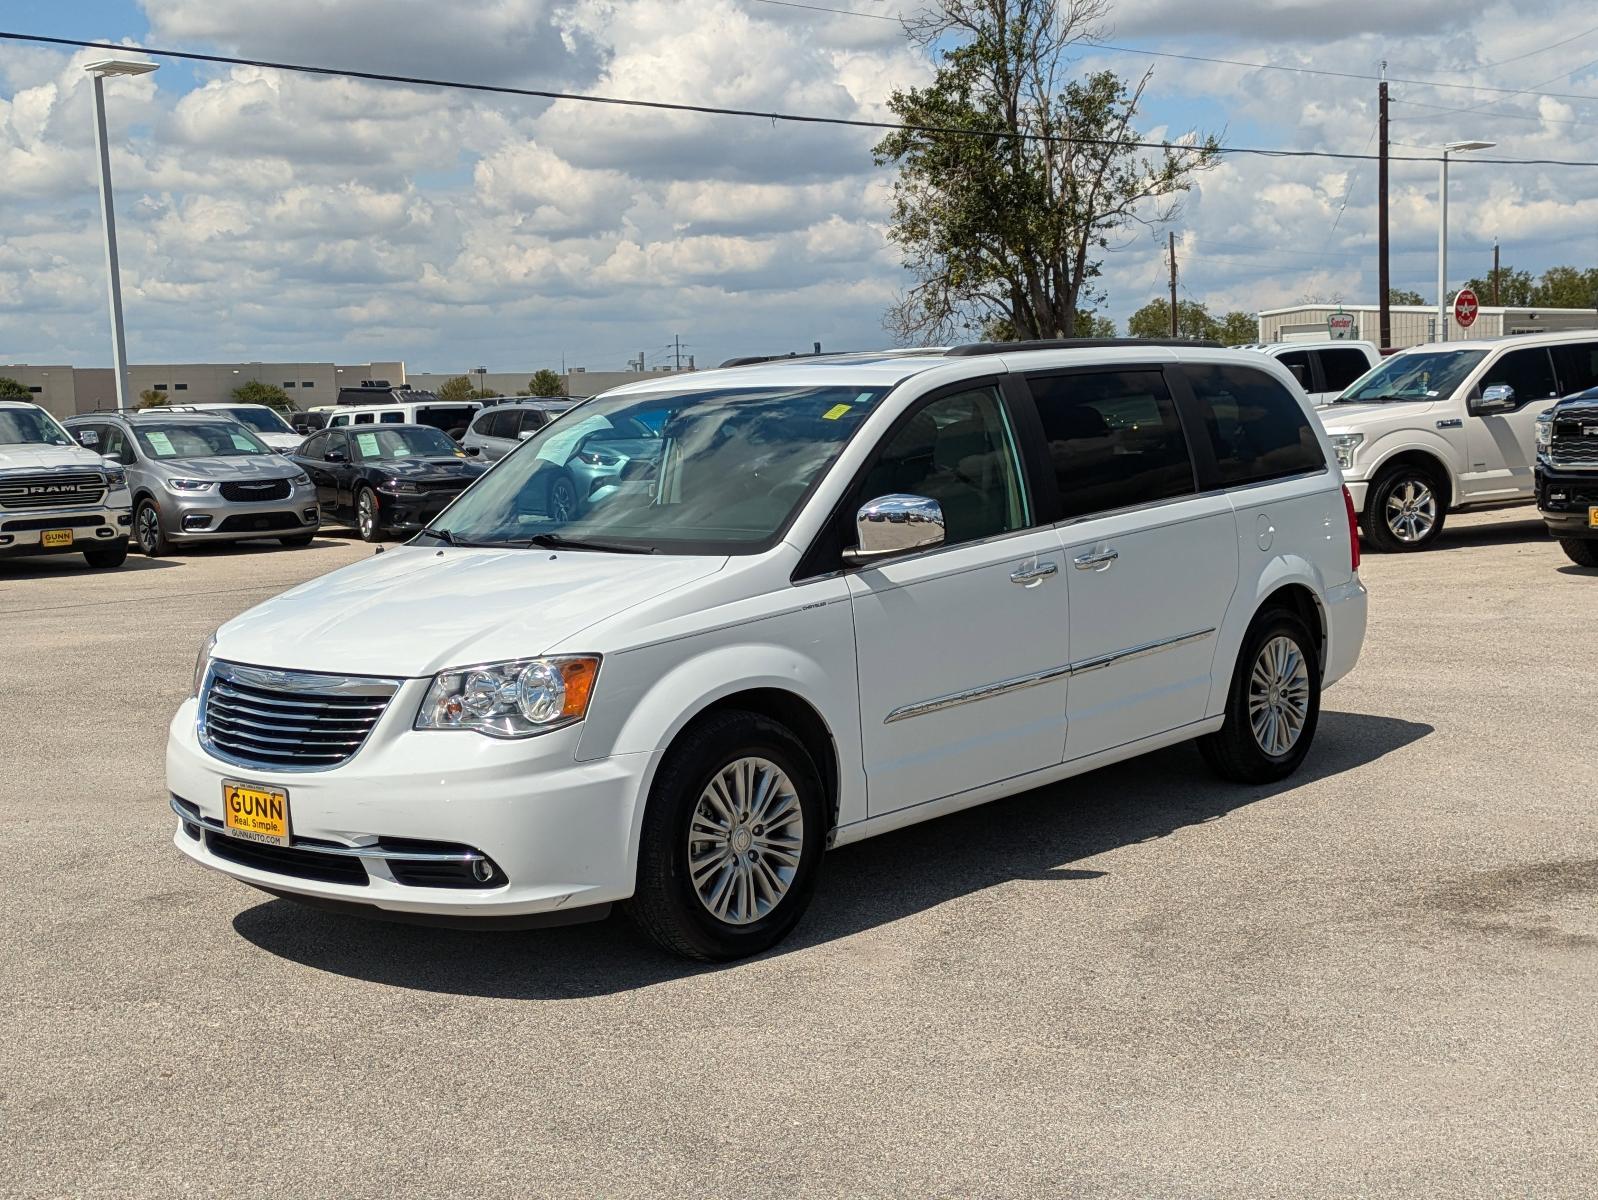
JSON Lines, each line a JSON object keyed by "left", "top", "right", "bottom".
{"left": 0, "top": 400, "right": 133, "bottom": 567}
{"left": 1320, "top": 329, "right": 1598, "bottom": 552}
{"left": 1246, "top": 340, "right": 1382, "bottom": 407}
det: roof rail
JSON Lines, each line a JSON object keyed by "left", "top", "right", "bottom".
{"left": 717, "top": 351, "right": 854, "bottom": 368}
{"left": 945, "top": 337, "right": 1223, "bottom": 356}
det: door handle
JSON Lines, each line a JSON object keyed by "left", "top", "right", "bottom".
{"left": 1010, "top": 560, "right": 1059, "bottom": 586}
{"left": 1073, "top": 548, "right": 1118, "bottom": 571}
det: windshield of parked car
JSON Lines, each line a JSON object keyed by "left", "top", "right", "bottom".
{"left": 423, "top": 384, "right": 889, "bottom": 553}
{"left": 220, "top": 405, "right": 296, "bottom": 434}
{"left": 133, "top": 420, "right": 273, "bottom": 459}
{"left": 351, "top": 426, "right": 460, "bottom": 460}
{"left": 0, "top": 408, "right": 72, "bottom": 446}
{"left": 1335, "top": 350, "right": 1487, "bottom": 403}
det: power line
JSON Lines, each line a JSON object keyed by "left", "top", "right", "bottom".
{"left": 6, "top": 30, "right": 1598, "bottom": 167}
{"left": 1474, "top": 23, "right": 1598, "bottom": 70}
{"left": 742, "top": 0, "right": 901, "bottom": 21}
{"left": 1391, "top": 96, "right": 1596, "bottom": 128}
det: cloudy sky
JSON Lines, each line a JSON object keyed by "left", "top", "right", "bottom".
{"left": 1, "top": 0, "right": 1596, "bottom": 373}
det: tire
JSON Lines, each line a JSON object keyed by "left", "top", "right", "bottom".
{"left": 628, "top": 710, "right": 826, "bottom": 961}
{"left": 1559, "top": 538, "right": 1598, "bottom": 568}
{"left": 83, "top": 540, "right": 128, "bottom": 569}
{"left": 279, "top": 533, "right": 315, "bottom": 547}
{"left": 1200, "top": 609, "right": 1322, "bottom": 785}
{"left": 547, "top": 470, "right": 579, "bottom": 521}
{"left": 355, "top": 486, "right": 384, "bottom": 543}
{"left": 1363, "top": 463, "right": 1447, "bottom": 553}
{"left": 134, "top": 498, "right": 170, "bottom": 557}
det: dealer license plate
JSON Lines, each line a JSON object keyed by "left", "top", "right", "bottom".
{"left": 221, "top": 781, "right": 290, "bottom": 846}
{"left": 41, "top": 529, "right": 73, "bottom": 548}
{"left": 1588, "top": 507, "right": 1598, "bottom": 529}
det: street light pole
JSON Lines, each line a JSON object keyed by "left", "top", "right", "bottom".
{"left": 1436, "top": 139, "right": 1495, "bottom": 343}
{"left": 85, "top": 57, "right": 158, "bottom": 413}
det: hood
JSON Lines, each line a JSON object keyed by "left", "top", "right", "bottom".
{"left": 215, "top": 544, "right": 728, "bottom": 677}
{"left": 1320, "top": 399, "right": 1439, "bottom": 433}
{"left": 152, "top": 455, "right": 302, "bottom": 482}
{"left": 374, "top": 455, "right": 486, "bottom": 483}
{"left": 0, "top": 443, "right": 106, "bottom": 473}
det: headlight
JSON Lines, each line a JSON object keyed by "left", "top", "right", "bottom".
{"left": 1535, "top": 413, "right": 1553, "bottom": 455}
{"left": 192, "top": 631, "right": 217, "bottom": 697}
{"left": 103, "top": 465, "right": 127, "bottom": 488}
{"left": 377, "top": 478, "right": 420, "bottom": 494}
{"left": 415, "top": 655, "right": 600, "bottom": 739}
{"left": 1329, "top": 433, "right": 1364, "bottom": 471}
{"left": 289, "top": 470, "right": 313, "bottom": 488}
{"left": 165, "top": 478, "right": 214, "bottom": 493}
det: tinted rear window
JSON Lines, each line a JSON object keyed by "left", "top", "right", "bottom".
{"left": 1185, "top": 364, "right": 1325, "bottom": 487}
{"left": 1318, "top": 348, "right": 1372, "bottom": 392}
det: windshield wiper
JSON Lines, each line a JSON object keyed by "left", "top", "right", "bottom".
{"left": 417, "top": 525, "right": 470, "bottom": 546}
{"left": 521, "top": 532, "right": 657, "bottom": 554}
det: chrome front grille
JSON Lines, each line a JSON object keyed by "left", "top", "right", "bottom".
{"left": 1551, "top": 415, "right": 1598, "bottom": 468}
{"left": 0, "top": 471, "right": 107, "bottom": 510}
{"left": 199, "top": 660, "right": 400, "bottom": 771}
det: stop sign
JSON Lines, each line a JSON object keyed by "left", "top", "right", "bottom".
{"left": 1453, "top": 288, "right": 1480, "bottom": 329}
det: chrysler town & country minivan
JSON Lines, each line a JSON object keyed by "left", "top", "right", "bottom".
{"left": 167, "top": 342, "right": 1367, "bottom": 960}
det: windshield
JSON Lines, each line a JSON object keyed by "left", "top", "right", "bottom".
{"left": 1336, "top": 350, "right": 1487, "bottom": 403}
{"left": 0, "top": 408, "right": 72, "bottom": 446}
{"left": 426, "top": 384, "right": 889, "bottom": 553}
{"left": 133, "top": 421, "right": 272, "bottom": 459}
{"left": 221, "top": 406, "right": 295, "bottom": 435}
{"left": 351, "top": 426, "right": 459, "bottom": 460}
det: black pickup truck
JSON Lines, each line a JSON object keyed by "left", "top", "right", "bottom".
{"left": 1536, "top": 385, "right": 1598, "bottom": 567}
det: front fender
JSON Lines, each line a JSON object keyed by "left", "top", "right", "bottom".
{"left": 1354, "top": 433, "right": 1462, "bottom": 503}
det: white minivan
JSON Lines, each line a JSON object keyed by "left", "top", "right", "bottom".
{"left": 167, "top": 343, "right": 1367, "bottom": 960}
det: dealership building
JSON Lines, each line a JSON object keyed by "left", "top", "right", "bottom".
{"left": 0, "top": 360, "right": 687, "bottom": 420}
{"left": 1257, "top": 303, "right": 1598, "bottom": 348}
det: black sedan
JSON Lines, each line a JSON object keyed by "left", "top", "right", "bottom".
{"left": 291, "top": 424, "right": 488, "bottom": 542}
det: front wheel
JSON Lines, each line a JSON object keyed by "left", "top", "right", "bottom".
{"left": 546, "top": 470, "right": 579, "bottom": 521}
{"left": 1559, "top": 538, "right": 1598, "bottom": 568}
{"left": 629, "top": 711, "right": 826, "bottom": 961}
{"left": 1200, "top": 610, "right": 1322, "bottom": 785}
{"left": 134, "top": 499, "right": 170, "bottom": 557}
{"left": 355, "top": 486, "right": 384, "bottom": 543}
{"left": 1364, "top": 465, "right": 1447, "bottom": 552}
{"left": 83, "top": 540, "right": 128, "bottom": 569}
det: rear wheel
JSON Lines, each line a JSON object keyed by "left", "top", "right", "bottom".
{"left": 629, "top": 711, "right": 825, "bottom": 961}
{"left": 83, "top": 540, "right": 128, "bottom": 569}
{"left": 355, "top": 486, "right": 384, "bottom": 543}
{"left": 134, "top": 499, "right": 170, "bottom": 557}
{"left": 1364, "top": 464, "right": 1446, "bottom": 553}
{"left": 1200, "top": 610, "right": 1322, "bottom": 784}
{"left": 1559, "top": 538, "right": 1598, "bottom": 568}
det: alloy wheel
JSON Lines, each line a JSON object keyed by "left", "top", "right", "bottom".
{"left": 1384, "top": 478, "right": 1436, "bottom": 543}
{"left": 1248, "top": 635, "right": 1311, "bottom": 757}
{"left": 549, "top": 477, "right": 577, "bottom": 521}
{"left": 687, "top": 756, "right": 805, "bottom": 926}
{"left": 137, "top": 505, "right": 161, "bottom": 554}
{"left": 358, "top": 490, "right": 376, "bottom": 539}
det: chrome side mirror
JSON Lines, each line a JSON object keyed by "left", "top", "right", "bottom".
{"left": 842, "top": 493, "right": 945, "bottom": 564}
{"left": 1471, "top": 383, "right": 1516, "bottom": 414}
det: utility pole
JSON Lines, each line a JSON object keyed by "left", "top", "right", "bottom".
{"left": 673, "top": 334, "right": 682, "bottom": 372}
{"left": 1168, "top": 231, "right": 1178, "bottom": 337}
{"left": 1378, "top": 63, "right": 1391, "bottom": 351}
{"left": 1492, "top": 240, "right": 1501, "bottom": 306}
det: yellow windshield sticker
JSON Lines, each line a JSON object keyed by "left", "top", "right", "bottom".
{"left": 822, "top": 404, "right": 851, "bottom": 420}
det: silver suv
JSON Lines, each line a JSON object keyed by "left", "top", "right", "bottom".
{"left": 0, "top": 400, "right": 132, "bottom": 568}
{"left": 460, "top": 399, "right": 577, "bottom": 462}
{"left": 65, "top": 412, "right": 318, "bottom": 556}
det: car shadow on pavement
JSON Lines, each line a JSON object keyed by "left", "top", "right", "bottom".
{"left": 1415, "top": 517, "right": 1549, "bottom": 552}
{"left": 232, "top": 710, "right": 1433, "bottom": 999}
{"left": 0, "top": 554, "right": 180, "bottom": 577}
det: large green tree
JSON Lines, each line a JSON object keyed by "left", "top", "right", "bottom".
{"left": 1216, "top": 310, "right": 1258, "bottom": 346}
{"left": 526, "top": 369, "right": 564, "bottom": 397}
{"left": 1386, "top": 288, "right": 1427, "bottom": 307}
{"left": 436, "top": 375, "right": 476, "bottom": 404}
{"left": 231, "top": 379, "right": 292, "bottom": 411}
{"left": 0, "top": 376, "right": 29, "bottom": 398}
{"left": 1462, "top": 268, "right": 1532, "bottom": 306}
{"left": 1127, "top": 297, "right": 1220, "bottom": 341}
{"left": 1532, "top": 265, "right": 1598, "bottom": 310}
{"left": 874, "top": 0, "right": 1216, "bottom": 342}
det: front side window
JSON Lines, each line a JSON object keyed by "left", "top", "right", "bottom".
{"left": 1552, "top": 343, "right": 1598, "bottom": 395}
{"left": 428, "top": 384, "right": 886, "bottom": 553}
{"left": 1318, "top": 348, "right": 1373, "bottom": 392}
{"left": 1337, "top": 349, "right": 1487, "bottom": 403}
{"left": 299, "top": 432, "right": 328, "bottom": 459}
{"left": 132, "top": 420, "right": 271, "bottom": 459}
{"left": 854, "top": 386, "right": 1029, "bottom": 547}
{"left": 1481, "top": 347, "right": 1558, "bottom": 404}
{"left": 486, "top": 410, "right": 520, "bottom": 439}
{"left": 1276, "top": 350, "right": 1312, "bottom": 390}
{"left": 101, "top": 425, "right": 133, "bottom": 464}
{"left": 1186, "top": 364, "right": 1325, "bottom": 487}
{"left": 1028, "top": 370, "right": 1194, "bottom": 520}
{"left": 0, "top": 407, "right": 72, "bottom": 446}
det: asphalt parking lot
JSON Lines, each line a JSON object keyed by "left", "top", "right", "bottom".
{"left": 3, "top": 514, "right": 1595, "bottom": 1199}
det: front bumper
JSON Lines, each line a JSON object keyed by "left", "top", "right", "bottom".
{"left": 163, "top": 487, "right": 319, "bottom": 542}
{"left": 0, "top": 502, "right": 131, "bottom": 559}
{"left": 167, "top": 694, "right": 654, "bottom": 921}
{"left": 1536, "top": 463, "right": 1598, "bottom": 540}
{"left": 371, "top": 488, "right": 466, "bottom": 532}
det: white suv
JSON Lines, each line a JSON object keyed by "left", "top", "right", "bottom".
{"left": 1324, "top": 329, "right": 1598, "bottom": 551}
{"left": 167, "top": 343, "right": 1367, "bottom": 960}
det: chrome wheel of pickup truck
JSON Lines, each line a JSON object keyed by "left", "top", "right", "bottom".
{"left": 1365, "top": 464, "right": 1447, "bottom": 553}
{"left": 1384, "top": 479, "right": 1437, "bottom": 543}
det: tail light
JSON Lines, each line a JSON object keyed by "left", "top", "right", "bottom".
{"left": 1342, "top": 484, "right": 1361, "bottom": 572}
